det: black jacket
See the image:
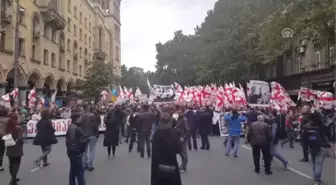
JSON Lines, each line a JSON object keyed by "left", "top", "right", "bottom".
{"left": 80, "top": 112, "right": 100, "bottom": 137}
{"left": 33, "top": 119, "right": 58, "bottom": 146}
{"left": 138, "top": 111, "right": 155, "bottom": 132}
{"left": 151, "top": 125, "right": 182, "bottom": 185}
{"left": 66, "top": 122, "right": 88, "bottom": 156}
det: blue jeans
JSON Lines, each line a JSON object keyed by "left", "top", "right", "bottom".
{"left": 312, "top": 148, "right": 329, "bottom": 183}
{"left": 83, "top": 136, "right": 98, "bottom": 168}
{"left": 270, "top": 143, "right": 288, "bottom": 167}
{"left": 68, "top": 154, "right": 85, "bottom": 185}
{"left": 225, "top": 136, "right": 240, "bottom": 156}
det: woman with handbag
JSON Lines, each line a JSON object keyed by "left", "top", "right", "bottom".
{"left": 151, "top": 112, "right": 182, "bottom": 185}
{"left": 5, "top": 109, "right": 24, "bottom": 185}
{"left": 33, "top": 108, "right": 58, "bottom": 167}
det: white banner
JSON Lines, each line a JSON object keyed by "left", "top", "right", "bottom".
{"left": 248, "top": 80, "right": 270, "bottom": 105}
{"left": 152, "top": 84, "right": 175, "bottom": 99}
{"left": 26, "top": 115, "right": 106, "bottom": 138}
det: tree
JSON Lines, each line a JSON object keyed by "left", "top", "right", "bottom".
{"left": 155, "top": 31, "right": 199, "bottom": 85}
{"left": 258, "top": 0, "right": 335, "bottom": 60}
{"left": 82, "top": 60, "right": 115, "bottom": 99}
{"left": 121, "top": 65, "right": 152, "bottom": 95}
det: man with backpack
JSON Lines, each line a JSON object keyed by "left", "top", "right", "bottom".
{"left": 301, "top": 105, "right": 331, "bottom": 185}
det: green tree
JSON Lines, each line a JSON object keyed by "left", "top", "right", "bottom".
{"left": 121, "top": 65, "right": 151, "bottom": 95}
{"left": 82, "top": 60, "right": 115, "bottom": 99}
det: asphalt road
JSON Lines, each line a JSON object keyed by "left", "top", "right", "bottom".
{"left": 0, "top": 136, "right": 335, "bottom": 185}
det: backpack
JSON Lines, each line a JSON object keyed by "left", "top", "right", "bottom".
{"left": 2, "top": 133, "right": 17, "bottom": 147}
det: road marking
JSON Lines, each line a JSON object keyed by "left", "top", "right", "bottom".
{"left": 241, "top": 145, "right": 313, "bottom": 179}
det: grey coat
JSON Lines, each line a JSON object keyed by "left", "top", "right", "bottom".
{"left": 247, "top": 121, "right": 272, "bottom": 146}
{"left": 6, "top": 126, "right": 24, "bottom": 157}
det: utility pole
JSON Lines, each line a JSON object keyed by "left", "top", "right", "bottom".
{"left": 13, "top": 0, "right": 21, "bottom": 89}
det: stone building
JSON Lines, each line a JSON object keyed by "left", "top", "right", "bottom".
{"left": 0, "top": 0, "right": 121, "bottom": 103}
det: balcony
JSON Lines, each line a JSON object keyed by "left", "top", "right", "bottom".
{"left": 93, "top": 49, "right": 106, "bottom": 61}
{"left": 39, "top": 6, "right": 66, "bottom": 30}
{"left": 1, "top": 11, "right": 12, "bottom": 26}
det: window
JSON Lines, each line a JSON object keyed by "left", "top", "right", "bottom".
{"left": 67, "top": 39, "right": 71, "bottom": 51}
{"left": 84, "top": 34, "right": 87, "bottom": 44}
{"left": 79, "top": 65, "right": 82, "bottom": 76}
{"left": 80, "top": 12, "right": 82, "bottom": 23}
{"left": 114, "top": 25, "right": 120, "bottom": 43}
{"left": 32, "top": 44, "right": 35, "bottom": 59}
{"left": 315, "top": 51, "right": 321, "bottom": 68}
{"left": 79, "top": 28, "right": 82, "bottom": 40}
{"left": 67, "top": 18, "right": 71, "bottom": 32}
{"left": 79, "top": 47, "right": 82, "bottom": 58}
{"left": 67, "top": 60, "right": 70, "bottom": 72}
{"left": 0, "top": 31, "right": 5, "bottom": 50}
{"left": 74, "top": 6, "right": 77, "bottom": 19}
{"left": 89, "top": 37, "right": 91, "bottom": 47}
{"left": 43, "top": 49, "right": 49, "bottom": 65}
{"left": 18, "top": 7, "right": 25, "bottom": 25}
{"left": 89, "top": 22, "right": 91, "bottom": 32}
{"left": 44, "top": 25, "right": 49, "bottom": 39}
{"left": 68, "top": 0, "right": 71, "bottom": 12}
{"left": 19, "top": 38, "right": 25, "bottom": 56}
{"left": 51, "top": 53, "right": 56, "bottom": 67}
{"left": 89, "top": 53, "right": 91, "bottom": 61}
{"left": 84, "top": 18, "right": 87, "bottom": 28}
{"left": 115, "top": 46, "right": 119, "bottom": 60}
{"left": 51, "top": 29, "right": 56, "bottom": 42}
{"left": 74, "top": 25, "right": 77, "bottom": 37}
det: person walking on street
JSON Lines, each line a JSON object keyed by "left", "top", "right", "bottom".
{"left": 224, "top": 109, "right": 246, "bottom": 157}
{"left": 5, "top": 109, "right": 24, "bottom": 185}
{"left": 270, "top": 110, "right": 290, "bottom": 169}
{"left": 175, "top": 107, "right": 190, "bottom": 172}
{"left": 138, "top": 104, "right": 155, "bottom": 159}
{"left": 247, "top": 115, "right": 273, "bottom": 175}
{"left": 80, "top": 105, "right": 100, "bottom": 171}
{"left": 0, "top": 107, "right": 9, "bottom": 172}
{"left": 151, "top": 112, "right": 182, "bottom": 185}
{"left": 128, "top": 106, "right": 140, "bottom": 153}
{"left": 103, "top": 107, "right": 120, "bottom": 159}
{"left": 185, "top": 106, "right": 198, "bottom": 150}
{"left": 33, "top": 109, "right": 58, "bottom": 167}
{"left": 301, "top": 105, "right": 332, "bottom": 185}
{"left": 281, "top": 109, "right": 296, "bottom": 148}
{"left": 198, "top": 107, "right": 212, "bottom": 150}
{"left": 66, "top": 108, "right": 89, "bottom": 185}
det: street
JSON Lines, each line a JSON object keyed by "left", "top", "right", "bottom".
{"left": 0, "top": 136, "right": 335, "bottom": 185}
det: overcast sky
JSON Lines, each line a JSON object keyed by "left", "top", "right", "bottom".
{"left": 120, "top": 0, "right": 217, "bottom": 71}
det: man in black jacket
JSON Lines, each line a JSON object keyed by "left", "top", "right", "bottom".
{"left": 66, "top": 108, "right": 88, "bottom": 185}
{"left": 137, "top": 104, "right": 155, "bottom": 158}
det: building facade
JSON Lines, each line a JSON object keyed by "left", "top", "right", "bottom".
{"left": 258, "top": 39, "right": 335, "bottom": 99}
{"left": 0, "top": 0, "right": 121, "bottom": 103}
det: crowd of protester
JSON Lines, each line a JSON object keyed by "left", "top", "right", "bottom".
{"left": 0, "top": 101, "right": 335, "bottom": 185}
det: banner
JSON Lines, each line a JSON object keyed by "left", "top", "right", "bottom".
{"left": 248, "top": 80, "right": 270, "bottom": 105}
{"left": 26, "top": 116, "right": 106, "bottom": 138}
{"left": 152, "top": 85, "right": 175, "bottom": 99}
